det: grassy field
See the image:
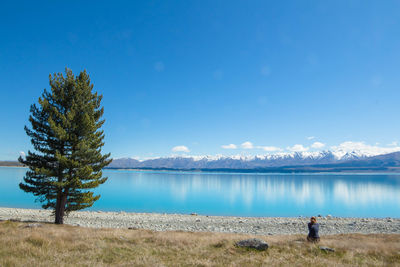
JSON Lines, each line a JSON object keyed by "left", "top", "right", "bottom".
{"left": 0, "top": 220, "right": 399, "bottom": 266}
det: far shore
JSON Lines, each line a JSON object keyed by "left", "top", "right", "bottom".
{"left": 1, "top": 207, "right": 399, "bottom": 236}
{"left": 3, "top": 164, "right": 400, "bottom": 174}
{"left": 4, "top": 165, "right": 400, "bottom": 175}
{"left": 0, "top": 163, "right": 24, "bottom": 167}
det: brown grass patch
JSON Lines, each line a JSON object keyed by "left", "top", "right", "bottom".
{"left": 0, "top": 220, "right": 399, "bottom": 266}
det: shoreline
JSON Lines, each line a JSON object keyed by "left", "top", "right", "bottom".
{"left": 4, "top": 165, "right": 400, "bottom": 175}
{"left": 1, "top": 207, "right": 399, "bottom": 235}
{"left": 104, "top": 168, "right": 400, "bottom": 175}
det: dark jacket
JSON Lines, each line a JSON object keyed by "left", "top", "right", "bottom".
{"left": 308, "top": 222, "right": 320, "bottom": 238}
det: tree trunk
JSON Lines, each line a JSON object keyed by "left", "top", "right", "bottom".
{"left": 55, "top": 163, "right": 64, "bottom": 224}
{"left": 55, "top": 193, "right": 67, "bottom": 224}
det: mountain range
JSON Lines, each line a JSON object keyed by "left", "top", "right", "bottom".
{"left": 3, "top": 150, "right": 400, "bottom": 172}
{"left": 108, "top": 150, "right": 400, "bottom": 172}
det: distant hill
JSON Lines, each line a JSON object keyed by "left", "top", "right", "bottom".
{"left": 107, "top": 151, "right": 400, "bottom": 173}
{"left": 0, "top": 161, "right": 24, "bottom": 167}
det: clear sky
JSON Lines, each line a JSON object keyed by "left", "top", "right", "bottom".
{"left": 1, "top": 0, "right": 400, "bottom": 160}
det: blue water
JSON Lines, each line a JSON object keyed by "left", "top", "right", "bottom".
{"left": 1, "top": 167, "right": 400, "bottom": 218}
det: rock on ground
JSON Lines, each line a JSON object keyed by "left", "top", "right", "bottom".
{"left": 236, "top": 238, "right": 269, "bottom": 250}
{"left": 319, "top": 246, "right": 335, "bottom": 252}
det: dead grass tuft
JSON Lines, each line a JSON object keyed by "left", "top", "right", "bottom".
{"left": 0, "top": 220, "right": 399, "bottom": 266}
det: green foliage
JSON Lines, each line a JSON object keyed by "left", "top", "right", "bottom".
{"left": 19, "top": 68, "right": 111, "bottom": 222}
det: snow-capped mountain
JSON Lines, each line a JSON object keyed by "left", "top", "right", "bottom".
{"left": 108, "top": 150, "right": 398, "bottom": 170}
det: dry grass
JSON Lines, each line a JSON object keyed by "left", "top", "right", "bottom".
{"left": 0, "top": 220, "right": 399, "bottom": 266}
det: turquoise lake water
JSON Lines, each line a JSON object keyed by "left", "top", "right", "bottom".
{"left": 1, "top": 167, "right": 400, "bottom": 218}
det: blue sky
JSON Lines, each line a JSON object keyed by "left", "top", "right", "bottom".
{"left": 1, "top": 0, "right": 400, "bottom": 160}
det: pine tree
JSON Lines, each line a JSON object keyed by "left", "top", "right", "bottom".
{"left": 19, "top": 68, "right": 111, "bottom": 224}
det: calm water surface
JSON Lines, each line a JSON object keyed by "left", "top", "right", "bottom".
{"left": 1, "top": 167, "right": 400, "bottom": 218}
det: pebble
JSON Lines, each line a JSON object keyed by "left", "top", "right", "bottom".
{"left": 0, "top": 207, "right": 399, "bottom": 235}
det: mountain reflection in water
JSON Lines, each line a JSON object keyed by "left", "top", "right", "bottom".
{"left": 95, "top": 171, "right": 400, "bottom": 217}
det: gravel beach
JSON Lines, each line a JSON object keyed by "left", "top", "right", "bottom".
{"left": 1, "top": 207, "right": 399, "bottom": 235}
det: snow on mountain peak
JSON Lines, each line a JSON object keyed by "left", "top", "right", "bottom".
{"left": 330, "top": 141, "right": 400, "bottom": 160}
{"left": 110, "top": 142, "right": 400, "bottom": 169}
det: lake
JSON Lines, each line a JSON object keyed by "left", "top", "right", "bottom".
{"left": 1, "top": 167, "right": 400, "bottom": 218}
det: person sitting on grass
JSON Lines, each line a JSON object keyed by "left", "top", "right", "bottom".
{"left": 307, "top": 216, "right": 320, "bottom": 242}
